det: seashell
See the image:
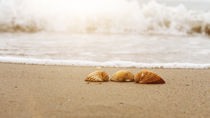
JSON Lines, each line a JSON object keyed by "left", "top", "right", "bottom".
{"left": 111, "top": 70, "right": 134, "bottom": 82}
{"left": 135, "top": 70, "right": 165, "bottom": 84}
{"left": 85, "top": 71, "right": 109, "bottom": 82}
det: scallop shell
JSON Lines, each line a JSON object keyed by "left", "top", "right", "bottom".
{"left": 111, "top": 70, "right": 134, "bottom": 82}
{"left": 85, "top": 71, "right": 109, "bottom": 82}
{"left": 135, "top": 70, "right": 165, "bottom": 84}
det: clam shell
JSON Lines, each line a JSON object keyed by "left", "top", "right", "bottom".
{"left": 111, "top": 70, "right": 134, "bottom": 82}
{"left": 85, "top": 71, "right": 109, "bottom": 82}
{"left": 135, "top": 70, "right": 165, "bottom": 84}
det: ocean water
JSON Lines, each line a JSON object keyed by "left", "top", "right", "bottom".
{"left": 0, "top": 0, "right": 210, "bottom": 68}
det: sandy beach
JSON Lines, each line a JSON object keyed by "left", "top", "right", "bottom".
{"left": 1, "top": 0, "right": 210, "bottom": 118}
{"left": 0, "top": 63, "right": 209, "bottom": 118}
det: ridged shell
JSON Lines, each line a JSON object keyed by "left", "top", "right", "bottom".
{"left": 111, "top": 70, "right": 134, "bottom": 82}
{"left": 135, "top": 70, "right": 165, "bottom": 84}
{"left": 85, "top": 71, "right": 109, "bottom": 82}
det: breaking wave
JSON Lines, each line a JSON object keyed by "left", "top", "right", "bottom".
{"left": 0, "top": 0, "right": 210, "bottom": 35}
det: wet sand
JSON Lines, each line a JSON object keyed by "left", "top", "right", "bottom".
{"left": 0, "top": 63, "right": 209, "bottom": 118}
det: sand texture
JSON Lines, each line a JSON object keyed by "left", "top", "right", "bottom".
{"left": 0, "top": 63, "right": 209, "bottom": 118}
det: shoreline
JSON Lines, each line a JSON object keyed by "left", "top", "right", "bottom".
{"left": 0, "top": 62, "right": 209, "bottom": 118}
{"left": 1, "top": 62, "right": 210, "bottom": 70}
{"left": 1, "top": 56, "right": 210, "bottom": 69}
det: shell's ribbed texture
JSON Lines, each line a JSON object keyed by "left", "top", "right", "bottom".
{"left": 85, "top": 71, "right": 109, "bottom": 82}
{"left": 111, "top": 70, "right": 134, "bottom": 82}
{"left": 135, "top": 70, "right": 165, "bottom": 84}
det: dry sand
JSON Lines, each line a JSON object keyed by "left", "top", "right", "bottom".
{"left": 0, "top": 63, "right": 209, "bottom": 118}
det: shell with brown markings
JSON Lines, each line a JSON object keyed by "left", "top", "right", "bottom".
{"left": 135, "top": 70, "right": 165, "bottom": 84}
{"left": 111, "top": 70, "right": 134, "bottom": 82}
{"left": 85, "top": 71, "right": 109, "bottom": 82}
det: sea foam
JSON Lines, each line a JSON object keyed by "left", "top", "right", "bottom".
{"left": 0, "top": 0, "right": 210, "bottom": 35}
{"left": 0, "top": 56, "right": 210, "bottom": 69}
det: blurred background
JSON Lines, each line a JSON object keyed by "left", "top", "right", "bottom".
{"left": 0, "top": 0, "right": 210, "bottom": 68}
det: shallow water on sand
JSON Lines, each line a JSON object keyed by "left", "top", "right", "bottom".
{"left": 0, "top": 33, "right": 210, "bottom": 68}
